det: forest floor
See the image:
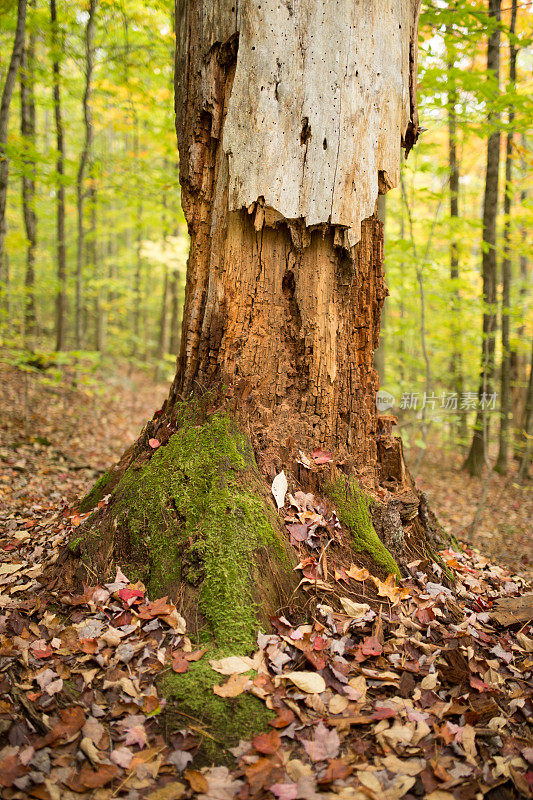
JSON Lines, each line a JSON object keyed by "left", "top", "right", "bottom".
{"left": 0, "top": 364, "right": 531, "bottom": 800}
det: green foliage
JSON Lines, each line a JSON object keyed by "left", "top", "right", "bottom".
{"left": 1, "top": 0, "right": 187, "bottom": 364}
{"left": 379, "top": 1, "right": 532, "bottom": 453}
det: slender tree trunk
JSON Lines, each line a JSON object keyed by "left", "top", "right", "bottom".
{"left": 495, "top": 0, "right": 517, "bottom": 474}
{"left": 89, "top": 172, "right": 102, "bottom": 351}
{"left": 463, "top": 0, "right": 501, "bottom": 477}
{"left": 20, "top": 9, "right": 38, "bottom": 346}
{"left": 155, "top": 194, "right": 170, "bottom": 373}
{"left": 511, "top": 134, "right": 529, "bottom": 456}
{"left": 446, "top": 27, "right": 466, "bottom": 443}
{"left": 398, "top": 211, "right": 405, "bottom": 385}
{"left": 51, "top": 0, "right": 67, "bottom": 351}
{"left": 132, "top": 118, "right": 143, "bottom": 360}
{"left": 518, "top": 336, "right": 533, "bottom": 481}
{"left": 75, "top": 0, "right": 97, "bottom": 350}
{"left": 0, "top": 0, "right": 27, "bottom": 273}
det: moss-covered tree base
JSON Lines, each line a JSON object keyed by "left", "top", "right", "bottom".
{"left": 72, "top": 409, "right": 298, "bottom": 648}
{"left": 65, "top": 407, "right": 300, "bottom": 759}
{"left": 63, "top": 398, "right": 450, "bottom": 762}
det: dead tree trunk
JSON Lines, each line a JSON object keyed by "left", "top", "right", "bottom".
{"left": 66, "top": 0, "right": 446, "bottom": 753}
{"left": 463, "top": 0, "right": 501, "bottom": 477}
{"left": 0, "top": 0, "right": 27, "bottom": 274}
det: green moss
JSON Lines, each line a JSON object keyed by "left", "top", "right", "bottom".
{"left": 162, "top": 651, "right": 274, "bottom": 763}
{"left": 83, "top": 412, "right": 295, "bottom": 651}
{"left": 79, "top": 468, "right": 118, "bottom": 513}
{"left": 326, "top": 477, "right": 400, "bottom": 578}
{"left": 68, "top": 535, "right": 84, "bottom": 553}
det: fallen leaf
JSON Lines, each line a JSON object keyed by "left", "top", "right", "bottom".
{"left": 147, "top": 781, "right": 186, "bottom": 799}
{"left": 284, "top": 671, "right": 326, "bottom": 694}
{"left": 346, "top": 564, "right": 370, "bottom": 581}
{"left": 171, "top": 652, "right": 189, "bottom": 673}
{"left": 253, "top": 729, "right": 282, "bottom": 754}
{"left": 213, "top": 672, "right": 250, "bottom": 698}
{"left": 270, "top": 782, "right": 298, "bottom": 800}
{"left": 340, "top": 598, "right": 372, "bottom": 618}
{"left": 67, "top": 763, "right": 119, "bottom": 791}
{"left": 272, "top": 470, "right": 288, "bottom": 509}
{"left": 185, "top": 768, "right": 208, "bottom": 793}
{"left": 209, "top": 655, "right": 255, "bottom": 675}
{"left": 302, "top": 722, "right": 340, "bottom": 761}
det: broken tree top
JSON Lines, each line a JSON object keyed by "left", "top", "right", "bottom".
{"left": 213, "top": 0, "right": 421, "bottom": 245}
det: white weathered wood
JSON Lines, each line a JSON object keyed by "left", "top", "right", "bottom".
{"left": 223, "top": 0, "right": 420, "bottom": 246}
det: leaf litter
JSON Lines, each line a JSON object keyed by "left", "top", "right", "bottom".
{"left": 0, "top": 367, "right": 531, "bottom": 798}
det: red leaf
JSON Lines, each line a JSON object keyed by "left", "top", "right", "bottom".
{"left": 469, "top": 675, "right": 492, "bottom": 692}
{"left": 361, "top": 636, "right": 383, "bottom": 657}
{"left": 0, "top": 753, "right": 28, "bottom": 788}
{"left": 118, "top": 587, "right": 144, "bottom": 606}
{"left": 415, "top": 606, "right": 435, "bottom": 624}
{"left": 372, "top": 706, "right": 396, "bottom": 720}
{"left": 253, "top": 729, "right": 282, "bottom": 754}
{"left": 269, "top": 707, "right": 295, "bottom": 729}
{"left": 33, "top": 644, "right": 53, "bottom": 658}
{"left": 172, "top": 652, "right": 189, "bottom": 674}
{"left": 311, "top": 449, "right": 333, "bottom": 464}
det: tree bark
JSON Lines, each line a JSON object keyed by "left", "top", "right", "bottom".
{"left": 20, "top": 8, "right": 38, "bottom": 346}
{"left": 74, "top": 0, "right": 429, "bottom": 587}
{"left": 374, "top": 194, "right": 386, "bottom": 384}
{"left": 0, "top": 0, "right": 27, "bottom": 274}
{"left": 463, "top": 0, "right": 501, "bottom": 477}
{"left": 51, "top": 0, "right": 67, "bottom": 352}
{"left": 169, "top": 266, "right": 182, "bottom": 355}
{"left": 495, "top": 0, "right": 517, "bottom": 475}
{"left": 75, "top": 0, "right": 97, "bottom": 350}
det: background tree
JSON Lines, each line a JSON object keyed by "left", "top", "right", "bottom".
{"left": 495, "top": 0, "right": 518, "bottom": 475}
{"left": 75, "top": 0, "right": 97, "bottom": 349}
{"left": 50, "top": 0, "right": 67, "bottom": 351}
{"left": 463, "top": 0, "right": 502, "bottom": 477}
{"left": 0, "top": 0, "right": 27, "bottom": 280}
{"left": 20, "top": 0, "right": 37, "bottom": 344}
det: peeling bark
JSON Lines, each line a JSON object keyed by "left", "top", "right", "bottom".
{"left": 171, "top": 0, "right": 422, "bottom": 483}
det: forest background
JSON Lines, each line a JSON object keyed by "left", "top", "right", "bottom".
{"left": 0, "top": 0, "right": 532, "bottom": 545}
